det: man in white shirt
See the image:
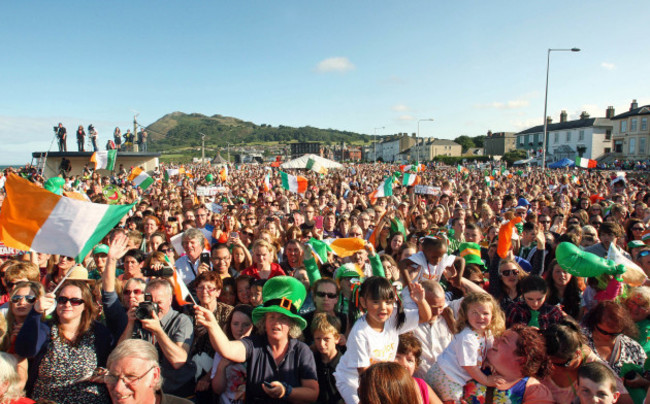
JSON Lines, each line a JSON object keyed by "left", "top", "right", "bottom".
{"left": 174, "top": 228, "right": 208, "bottom": 285}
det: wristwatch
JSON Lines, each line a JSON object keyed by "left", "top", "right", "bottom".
{"left": 281, "top": 382, "right": 293, "bottom": 399}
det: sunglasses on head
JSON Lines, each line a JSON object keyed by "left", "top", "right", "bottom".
{"left": 56, "top": 296, "right": 85, "bottom": 306}
{"left": 595, "top": 325, "right": 622, "bottom": 337}
{"left": 11, "top": 294, "right": 36, "bottom": 304}
{"left": 501, "top": 269, "right": 519, "bottom": 277}
{"left": 315, "top": 291, "right": 338, "bottom": 299}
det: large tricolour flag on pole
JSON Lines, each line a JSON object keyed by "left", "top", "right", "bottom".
{"left": 128, "top": 167, "right": 154, "bottom": 190}
{"left": 0, "top": 174, "right": 134, "bottom": 262}
{"left": 575, "top": 157, "right": 597, "bottom": 169}
{"left": 280, "top": 172, "right": 308, "bottom": 194}
{"left": 90, "top": 150, "right": 117, "bottom": 170}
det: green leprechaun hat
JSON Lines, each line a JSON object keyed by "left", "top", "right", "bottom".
{"left": 252, "top": 276, "right": 308, "bottom": 330}
{"left": 459, "top": 242, "right": 485, "bottom": 268}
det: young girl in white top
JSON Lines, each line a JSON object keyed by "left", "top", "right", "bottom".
{"left": 426, "top": 292, "right": 505, "bottom": 402}
{"left": 335, "top": 276, "right": 431, "bottom": 404}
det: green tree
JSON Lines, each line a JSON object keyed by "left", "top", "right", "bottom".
{"left": 454, "top": 135, "right": 475, "bottom": 153}
{"left": 502, "top": 149, "right": 528, "bottom": 166}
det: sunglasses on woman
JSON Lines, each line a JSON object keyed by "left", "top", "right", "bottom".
{"left": 11, "top": 294, "right": 37, "bottom": 304}
{"left": 501, "top": 269, "right": 519, "bottom": 277}
{"left": 56, "top": 296, "right": 85, "bottom": 306}
{"left": 315, "top": 291, "right": 338, "bottom": 299}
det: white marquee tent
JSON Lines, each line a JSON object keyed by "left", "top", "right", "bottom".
{"left": 280, "top": 154, "right": 343, "bottom": 170}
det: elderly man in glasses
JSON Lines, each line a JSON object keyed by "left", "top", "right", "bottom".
{"left": 106, "top": 339, "right": 191, "bottom": 404}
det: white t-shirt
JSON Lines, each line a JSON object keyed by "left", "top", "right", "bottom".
{"left": 407, "top": 251, "right": 456, "bottom": 282}
{"left": 435, "top": 326, "right": 493, "bottom": 385}
{"left": 413, "top": 297, "right": 463, "bottom": 378}
{"left": 335, "top": 288, "right": 420, "bottom": 386}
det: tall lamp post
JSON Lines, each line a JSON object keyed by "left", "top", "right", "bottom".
{"left": 417, "top": 118, "right": 434, "bottom": 162}
{"left": 373, "top": 126, "right": 385, "bottom": 162}
{"left": 541, "top": 47, "right": 580, "bottom": 170}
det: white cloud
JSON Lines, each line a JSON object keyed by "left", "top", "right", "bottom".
{"left": 509, "top": 118, "right": 541, "bottom": 131}
{"left": 601, "top": 62, "right": 616, "bottom": 71}
{"left": 392, "top": 104, "right": 409, "bottom": 112}
{"left": 397, "top": 115, "right": 415, "bottom": 121}
{"left": 474, "top": 99, "right": 530, "bottom": 109}
{"left": 315, "top": 57, "right": 355, "bottom": 73}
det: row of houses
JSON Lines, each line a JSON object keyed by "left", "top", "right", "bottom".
{"left": 485, "top": 99, "right": 649, "bottom": 163}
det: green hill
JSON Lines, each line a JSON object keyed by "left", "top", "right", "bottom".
{"left": 145, "top": 112, "right": 373, "bottom": 151}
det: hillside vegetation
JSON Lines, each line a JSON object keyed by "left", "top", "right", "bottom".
{"left": 146, "top": 112, "right": 373, "bottom": 151}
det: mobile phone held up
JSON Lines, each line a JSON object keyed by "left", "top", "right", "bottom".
{"left": 200, "top": 252, "right": 210, "bottom": 265}
{"left": 315, "top": 216, "right": 324, "bottom": 229}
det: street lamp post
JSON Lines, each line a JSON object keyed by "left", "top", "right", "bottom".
{"left": 199, "top": 132, "right": 206, "bottom": 162}
{"left": 541, "top": 47, "right": 580, "bottom": 170}
{"left": 373, "top": 126, "right": 385, "bottom": 162}
{"left": 417, "top": 119, "right": 434, "bottom": 162}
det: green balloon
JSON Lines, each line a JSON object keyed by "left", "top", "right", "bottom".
{"left": 555, "top": 242, "right": 625, "bottom": 278}
{"left": 205, "top": 174, "right": 214, "bottom": 182}
{"left": 44, "top": 177, "right": 65, "bottom": 195}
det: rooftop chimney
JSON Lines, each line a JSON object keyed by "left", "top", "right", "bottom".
{"left": 631, "top": 99, "right": 638, "bottom": 111}
{"left": 560, "top": 110, "right": 568, "bottom": 123}
{"left": 580, "top": 111, "right": 590, "bottom": 119}
{"left": 547, "top": 116, "right": 553, "bottom": 125}
{"left": 606, "top": 106, "right": 615, "bottom": 118}
{"left": 487, "top": 130, "right": 493, "bottom": 137}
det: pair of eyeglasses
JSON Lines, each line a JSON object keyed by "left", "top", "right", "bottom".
{"left": 637, "top": 251, "right": 650, "bottom": 258}
{"left": 551, "top": 355, "right": 575, "bottom": 368}
{"left": 123, "top": 289, "right": 144, "bottom": 296}
{"left": 11, "top": 294, "right": 36, "bottom": 304}
{"left": 595, "top": 325, "right": 622, "bottom": 337}
{"left": 196, "top": 286, "right": 218, "bottom": 293}
{"left": 501, "top": 269, "right": 519, "bottom": 277}
{"left": 56, "top": 296, "right": 84, "bottom": 306}
{"left": 105, "top": 366, "right": 155, "bottom": 387}
{"left": 315, "top": 291, "right": 338, "bottom": 299}
{"left": 632, "top": 227, "right": 645, "bottom": 231}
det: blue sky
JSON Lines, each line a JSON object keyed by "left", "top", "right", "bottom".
{"left": 1, "top": 1, "right": 648, "bottom": 164}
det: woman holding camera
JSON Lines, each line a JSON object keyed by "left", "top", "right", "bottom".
{"left": 15, "top": 280, "right": 118, "bottom": 404}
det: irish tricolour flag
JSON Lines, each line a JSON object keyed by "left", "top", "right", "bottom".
{"left": 370, "top": 176, "right": 393, "bottom": 203}
{"left": 575, "top": 157, "right": 597, "bottom": 169}
{"left": 128, "top": 167, "right": 154, "bottom": 190}
{"left": 280, "top": 172, "right": 308, "bottom": 194}
{"left": 90, "top": 150, "right": 116, "bottom": 170}
{"left": 402, "top": 173, "right": 420, "bottom": 186}
{"left": 0, "top": 174, "right": 134, "bottom": 262}
{"left": 306, "top": 158, "right": 327, "bottom": 175}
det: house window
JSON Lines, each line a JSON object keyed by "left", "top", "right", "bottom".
{"left": 642, "top": 118, "right": 648, "bottom": 131}
{"left": 579, "top": 130, "right": 584, "bottom": 141}
{"left": 631, "top": 119, "right": 638, "bottom": 132}
{"left": 554, "top": 133, "right": 559, "bottom": 143}
{"left": 629, "top": 138, "right": 636, "bottom": 154}
{"left": 640, "top": 137, "right": 646, "bottom": 154}
{"left": 566, "top": 131, "right": 572, "bottom": 142}
{"left": 606, "top": 130, "right": 612, "bottom": 140}
{"left": 614, "top": 140, "right": 623, "bottom": 153}
{"left": 621, "top": 120, "right": 627, "bottom": 132}
{"left": 604, "top": 147, "right": 611, "bottom": 153}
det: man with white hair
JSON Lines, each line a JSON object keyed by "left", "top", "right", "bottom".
{"left": 106, "top": 339, "right": 192, "bottom": 404}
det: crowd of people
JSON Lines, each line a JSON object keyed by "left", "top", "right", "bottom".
{"left": 0, "top": 160, "right": 649, "bottom": 404}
